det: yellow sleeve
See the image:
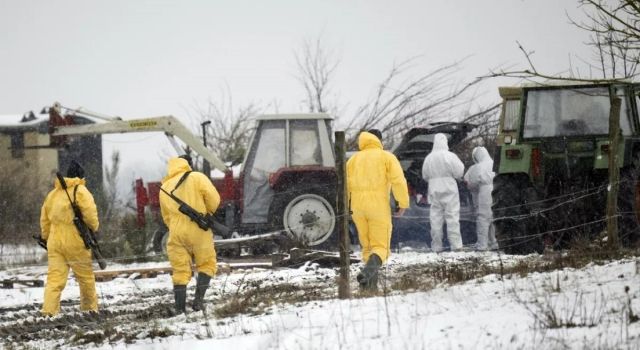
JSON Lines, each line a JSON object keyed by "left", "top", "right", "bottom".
{"left": 346, "top": 157, "right": 356, "bottom": 206}
{"left": 40, "top": 193, "right": 52, "bottom": 240}
{"left": 198, "top": 173, "right": 221, "bottom": 214}
{"left": 388, "top": 153, "right": 410, "bottom": 209}
{"left": 159, "top": 186, "right": 171, "bottom": 229}
{"left": 77, "top": 186, "right": 100, "bottom": 232}
{"left": 346, "top": 157, "right": 354, "bottom": 193}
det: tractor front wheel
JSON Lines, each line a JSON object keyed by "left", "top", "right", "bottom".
{"left": 618, "top": 154, "right": 640, "bottom": 247}
{"left": 492, "top": 175, "right": 544, "bottom": 254}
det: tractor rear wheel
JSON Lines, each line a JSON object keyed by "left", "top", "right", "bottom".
{"left": 618, "top": 154, "right": 640, "bottom": 247}
{"left": 271, "top": 189, "right": 336, "bottom": 247}
{"left": 492, "top": 175, "right": 544, "bottom": 254}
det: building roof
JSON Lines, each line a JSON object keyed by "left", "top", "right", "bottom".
{"left": 0, "top": 112, "right": 49, "bottom": 132}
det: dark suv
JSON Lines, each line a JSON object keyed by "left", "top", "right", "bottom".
{"left": 390, "top": 122, "right": 477, "bottom": 249}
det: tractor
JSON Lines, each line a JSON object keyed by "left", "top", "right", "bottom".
{"left": 492, "top": 82, "right": 640, "bottom": 254}
{"left": 51, "top": 106, "right": 338, "bottom": 254}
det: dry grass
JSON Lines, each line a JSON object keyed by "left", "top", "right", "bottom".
{"left": 210, "top": 246, "right": 639, "bottom": 322}
{"left": 71, "top": 321, "right": 174, "bottom": 346}
{"left": 215, "top": 282, "right": 330, "bottom": 319}
{"left": 387, "top": 247, "right": 638, "bottom": 295}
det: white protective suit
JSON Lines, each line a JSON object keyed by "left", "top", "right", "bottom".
{"left": 464, "top": 146, "right": 498, "bottom": 250}
{"left": 422, "top": 133, "right": 465, "bottom": 252}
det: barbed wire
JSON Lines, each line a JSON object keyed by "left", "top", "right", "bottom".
{"left": 4, "top": 174, "right": 640, "bottom": 270}
{"left": 491, "top": 175, "right": 636, "bottom": 212}
{"left": 1, "top": 209, "right": 635, "bottom": 272}
{"left": 492, "top": 183, "right": 608, "bottom": 212}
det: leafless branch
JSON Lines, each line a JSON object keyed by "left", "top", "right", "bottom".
{"left": 346, "top": 57, "right": 493, "bottom": 147}
{"left": 191, "top": 86, "right": 260, "bottom": 166}
{"left": 294, "top": 36, "right": 340, "bottom": 114}
{"left": 567, "top": 0, "right": 640, "bottom": 79}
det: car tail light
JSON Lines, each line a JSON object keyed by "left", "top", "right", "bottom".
{"left": 416, "top": 193, "right": 428, "bottom": 206}
{"left": 531, "top": 148, "right": 541, "bottom": 178}
{"left": 505, "top": 149, "right": 522, "bottom": 159}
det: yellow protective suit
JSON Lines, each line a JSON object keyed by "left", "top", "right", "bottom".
{"left": 160, "top": 158, "right": 221, "bottom": 285}
{"left": 40, "top": 177, "right": 100, "bottom": 316}
{"left": 347, "top": 132, "right": 409, "bottom": 263}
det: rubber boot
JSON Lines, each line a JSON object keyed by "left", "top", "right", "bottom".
{"left": 192, "top": 273, "right": 211, "bottom": 312}
{"left": 173, "top": 285, "right": 187, "bottom": 315}
{"left": 357, "top": 254, "right": 382, "bottom": 292}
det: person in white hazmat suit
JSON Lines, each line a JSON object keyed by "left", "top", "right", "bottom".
{"left": 464, "top": 146, "right": 498, "bottom": 251}
{"left": 422, "top": 133, "right": 465, "bottom": 252}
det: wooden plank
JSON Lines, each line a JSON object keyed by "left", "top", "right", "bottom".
{"left": 215, "top": 232, "right": 285, "bottom": 250}
{"left": 272, "top": 248, "right": 360, "bottom": 268}
{"left": 93, "top": 262, "right": 275, "bottom": 282}
{"left": 1, "top": 279, "right": 44, "bottom": 289}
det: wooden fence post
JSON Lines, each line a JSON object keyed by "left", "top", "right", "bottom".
{"left": 606, "top": 95, "right": 621, "bottom": 251}
{"left": 335, "top": 131, "right": 351, "bottom": 299}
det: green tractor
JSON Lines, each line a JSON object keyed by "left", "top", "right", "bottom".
{"left": 492, "top": 82, "right": 640, "bottom": 254}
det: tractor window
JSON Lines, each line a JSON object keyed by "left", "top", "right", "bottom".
{"left": 251, "top": 123, "right": 285, "bottom": 174}
{"left": 523, "top": 86, "right": 631, "bottom": 138}
{"left": 503, "top": 99, "right": 520, "bottom": 131}
{"left": 290, "top": 120, "right": 321, "bottom": 166}
{"left": 636, "top": 91, "right": 640, "bottom": 127}
{"left": 242, "top": 120, "right": 285, "bottom": 224}
{"left": 620, "top": 91, "right": 632, "bottom": 135}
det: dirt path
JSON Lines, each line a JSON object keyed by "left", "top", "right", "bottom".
{"left": 0, "top": 288, "right": 173, "bottom": 343}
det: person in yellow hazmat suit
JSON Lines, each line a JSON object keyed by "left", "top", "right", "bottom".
{"left": 159, "top": 155, "right": 221, "bottom": 314}
{"left": 40, "top": 160, "right": 100, "bottom": 316}
{"left": 347, "top": 130, "right": 409, "bottom": 292}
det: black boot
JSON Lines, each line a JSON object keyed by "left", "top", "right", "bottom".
{"left": 357, "top": 254, "right": 382, "bottom": 292}
{"left": 173, "top": 285, "right": 187, "bottom": 315}
{"left": 192, "top": 273, "right": 211, "bottom": 312}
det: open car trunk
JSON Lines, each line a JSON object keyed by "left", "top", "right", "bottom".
{"left": 390, "top": 122, "right": 477, "bottom": 249}
{"left": 393, "top": 122, "right": 476, "bottom": 197}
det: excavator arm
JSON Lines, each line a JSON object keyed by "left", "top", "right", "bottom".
{"left": 53, "top": 115, "right": 229, "bottom": 172}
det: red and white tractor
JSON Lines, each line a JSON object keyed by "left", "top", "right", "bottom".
{"left": 50, "top": 105, "right": 338, "bottom": 254}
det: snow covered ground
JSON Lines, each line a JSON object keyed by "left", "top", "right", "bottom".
{"left": 0, "top": 244, "right": 45, "bottom": 269}
{"left": 1, "top": 249, "right": 639, "bottom": 349}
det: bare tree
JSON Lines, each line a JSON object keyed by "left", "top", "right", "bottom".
{"left": 455, "top": 104, "right": 501, "bottom": 164}
{"left": 293, "top": 36, "right": 497, "bottom": 149}
{"left": 101, "top": 151, "right": 121, "bottom": 220}
{"left": 570, "top": 0, "right": 640, "bottom": 79}
{"left": 487, "top": 40, "right": 631, "bottom": 83}
{"left": 294, "top": 36, "right": 340, "bottom": 114}
{"left": 95, "top": 152, "right": 157, "bottom": 261}
{"left": 0, "top": 164, "right": 40, "bottom": 244}
{"left": 348, "top": 58, "right": 494, "bottom": 148}
{"left": 491, "top": 1, "right": 640, "bottom": 82}
{"left": 192, "top": 87, "right": 260, "bottom": 168}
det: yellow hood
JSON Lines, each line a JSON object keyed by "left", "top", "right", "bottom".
{"left": 163, "top": 157, "right": 193, "bottom": 183}
{"left": 54, "top": 176, "right": 85, "bottom": 189}
{"left": 358, "top": 131, "right": 383, "bottom": 151}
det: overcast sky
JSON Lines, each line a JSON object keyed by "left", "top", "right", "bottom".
{"left": 0, "top": 0, "right": 595, "bottom": 195}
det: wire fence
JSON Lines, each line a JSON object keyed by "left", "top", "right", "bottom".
{"left": 3, "top": 174, "right": 638, "bottom": 271}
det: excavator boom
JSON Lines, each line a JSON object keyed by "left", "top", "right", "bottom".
{"left": 53, "top": 115, "right": 228, "bottom": 172}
